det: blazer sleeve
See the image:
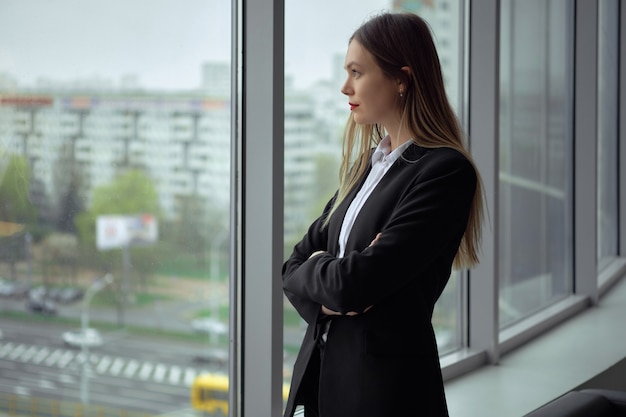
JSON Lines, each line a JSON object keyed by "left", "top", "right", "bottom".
{"left": 282, "top": 193, "right": 335, "bottom": 324}
{"left": 283, "top": 150, "right": 477, "bottom": 314}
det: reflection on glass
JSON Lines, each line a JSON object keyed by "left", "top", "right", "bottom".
{"left": 597, "top": 0, "right": 619, "bottom": 271}
{"left": 283, "top": 0, "right": 465, "bottom": 392}
{"left": 499, "top": 0, "right": 573, "bottom": 328}
{"left": 0, "top": 1, "right": 230, "bottom": 415}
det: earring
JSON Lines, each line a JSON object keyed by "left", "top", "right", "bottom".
{"left": 399, "top": 91, "right": 404, "bottom": 97}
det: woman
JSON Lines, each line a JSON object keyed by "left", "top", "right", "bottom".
{"left": 282, "top": 12, "right": 483, "bottom": 417}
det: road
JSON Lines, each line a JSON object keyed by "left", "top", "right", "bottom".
{"left": 0, "top": 288, "right": 305, "bottom": 416}
{"left": 0, "top": 317, "right": 225, "bottom": 415}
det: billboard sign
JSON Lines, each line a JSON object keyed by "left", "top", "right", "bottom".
{"left": 96, "top": 214, "right": 158, "bottom": 250}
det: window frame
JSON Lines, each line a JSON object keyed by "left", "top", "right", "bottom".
{"left": 231, "top": 0, "right": 285, "bottom": 416}
{"left": 232, "top": 0, "right": 626, "bottom": 414}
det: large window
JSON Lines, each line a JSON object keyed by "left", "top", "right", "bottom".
{"left": 0, "top": 1, "right": 231, "bottom": 415}
{"left": 498, "top": 0, "right": 574, "bottom": 328}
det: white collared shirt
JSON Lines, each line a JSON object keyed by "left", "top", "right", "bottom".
{"left": 337, "top": 136, "right": 413, "bottom": 257}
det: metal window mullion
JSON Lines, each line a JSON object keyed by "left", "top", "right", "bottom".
{"left": 229, "top": 0, "right": 243, "bottom": 415}
{"left": 231, "top": 0, "right": 285, "bottom": 416}
{"left": 467, "top": 0, "right": 500, "bottom": 364}
{"left": 617, "top": 2, "right": 626, "bottom": 257}
{"left": 573, "top": 0, "right": 599, "bottom": 303}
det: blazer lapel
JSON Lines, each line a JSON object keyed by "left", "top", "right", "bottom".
{"left": 326, "top": 162, "right": 372, "bottom": 256}
{"left": 326, "top": 143, "right": 427, "bottom": 255}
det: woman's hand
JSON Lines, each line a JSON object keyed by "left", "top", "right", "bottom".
{"left": 317, "top": 233, "right": 381, "bottom": 317}
{"left": 322, "top": 305, "right": 361, "bottom": 316}
{"left": 308, "top": 250, "right": 326, "bottom": 259}
{"left": 321, "top": 305, "right": 342, "bottom": 316}
{"left": 369, "top": 232, "right": 382, "bottom": 247}
{"left": 321, "top": 304, "right": 373, "bottom": 316}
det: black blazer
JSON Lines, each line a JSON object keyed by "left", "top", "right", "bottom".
{"left": 282, "top": 144, "right": 477, "bottom": 417}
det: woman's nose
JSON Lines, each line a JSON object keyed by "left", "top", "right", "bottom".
{"left": 341, "top": 81, "right": 351, "bottom": 96}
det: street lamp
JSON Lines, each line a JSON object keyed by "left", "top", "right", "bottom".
{"left": 80, "top": 273, "right": 114, "bottom": 405}
{"left": 209, "top": 231, "right": 228, "bottom": 347}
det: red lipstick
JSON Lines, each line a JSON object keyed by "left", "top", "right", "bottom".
{"left": 349, "top": 103, "right": 359, "bottom": 110}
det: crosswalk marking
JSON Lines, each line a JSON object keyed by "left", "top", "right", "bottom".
{"left": 138, "top": 362, "right": 154, "bottom": 380}
{"left": 58, "top": 351, "right": 75, "bottom": 368}
{"left": 96, "top": 355, "right": 112, "bottom": 373}
{"left": 32, "top": 347, "right": 50, "bottom": 364}
{"left": 20, "top": 345, "right": 38, "bottom": 362}
{"left": 45, "top": 349, "right": 63, "bottom": 366}
{"left": 0, "top": 342, "right": 209, "bottom": 386}
{"left": 184, "top": 368, "right": 196, "bottom": 387}
{"left": 169, "top": 366, "right": 182, "bottom": 385}
{"left": 153, "top": 364, "right": 167, "bottom": 382}
{"left": 124, "top": 359, "right": 140, "bottom": 378}
{"left": 8, "top": 343, "right": 25, "bottom": 360}
{"left": 109, "top": 358, "right": 125, "bottom": 376}
{"left": 0, "top": 342, "right": 15, "bottom": 358}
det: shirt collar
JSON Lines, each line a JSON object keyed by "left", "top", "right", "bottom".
{"left": 372, "top": 136, "right": 414, "bottom": 164}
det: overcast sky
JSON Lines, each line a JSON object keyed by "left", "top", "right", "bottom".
{"left": 0, "top": 0, "right": 394, "bottom": 90}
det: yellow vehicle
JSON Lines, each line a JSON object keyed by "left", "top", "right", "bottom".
{"left": 191, "top": 373, "right": 290, "bottom": 415}
{"left": 191, "top": 373, "right": 229, "bottom": 415}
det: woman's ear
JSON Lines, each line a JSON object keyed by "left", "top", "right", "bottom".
{"left": 398, "top": 66, "right": 412, "bottom": 90}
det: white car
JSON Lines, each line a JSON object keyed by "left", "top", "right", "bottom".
{"left": 62, "top": 328, "right": 103, "bottom": 348}
{"left": 191, "top": 318, "right": 228, "bottom": 335}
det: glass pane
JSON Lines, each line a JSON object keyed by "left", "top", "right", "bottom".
{"left": 597, "top": 0, "right": 619, "bottom": 270}
{"left": 0, "top": 1, "right": 231, "bottom": 415}
{"left": 499, "top": 0, "right": 573, "bottom": 328}
{"left": 283, "top": 0, "right": 466, "bottom": 400}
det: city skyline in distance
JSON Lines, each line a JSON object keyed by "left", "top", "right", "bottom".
{"left": 0, "top": 0, "right": 398, "bottom": 91}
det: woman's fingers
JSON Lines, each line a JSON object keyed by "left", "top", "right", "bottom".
{"left": 321, "top": 305, "right": 374, "bottom": 316}
{"left": 369, "top": 232, "right": 382, "bottom": 247}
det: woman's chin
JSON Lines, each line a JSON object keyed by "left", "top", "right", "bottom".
{"left": 352, "top": 115, "right": 369, "bottom": 125}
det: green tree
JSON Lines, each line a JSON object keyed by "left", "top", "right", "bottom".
{"left": 0, "top": 154, "right": 38, "bottom": 224}
{"left": 75, "top": 169, "right": 164, "bottom": 292}
{"left": 0, "top": 154, "right": 38, "bottom": 278}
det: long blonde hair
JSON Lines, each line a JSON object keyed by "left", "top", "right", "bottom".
{"left": 324, "top": 12, "right": 484, "bottom": 269}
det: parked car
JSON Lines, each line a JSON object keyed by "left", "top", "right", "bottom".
{"left": 11, "top": 282, "right": 31, "bottom": 298}
{"left": 191, "top": 318, "right": 228, "bottom": 335}
{"left": 25, "top": 295, "right": 58, "bottom": 315}
{"left": 0, "top": 279, "right": 30, "bottom": 298}
{"left": 0, "top": 279, "right": 13, "bottom": 297}
{"left": 56, "top": 287, "right": 84, "bottom": 304}
{"left": 26, "top": 286, "right": 58, "bottom": 315}
{"left": 45, "top": 287, "right": 64, "bottom": 301}
{"left": 40, "top": 285, "right": 84, "bottom": 303}
{"left": 28, "top": 285, "right": 47, "bottom": 298}
{"left": 62, "top": 328, "right": 103, "bottom": 348}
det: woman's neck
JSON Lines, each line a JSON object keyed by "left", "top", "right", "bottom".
{"left": 383, "top": 117, "right": 412, "bottom": 150}
{"left": 386, "top": 130, "right": 412, "bottom": 151}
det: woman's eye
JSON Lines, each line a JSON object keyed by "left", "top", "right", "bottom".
{"left": 352, "top": 70, "right": 360, "bottom": 78}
